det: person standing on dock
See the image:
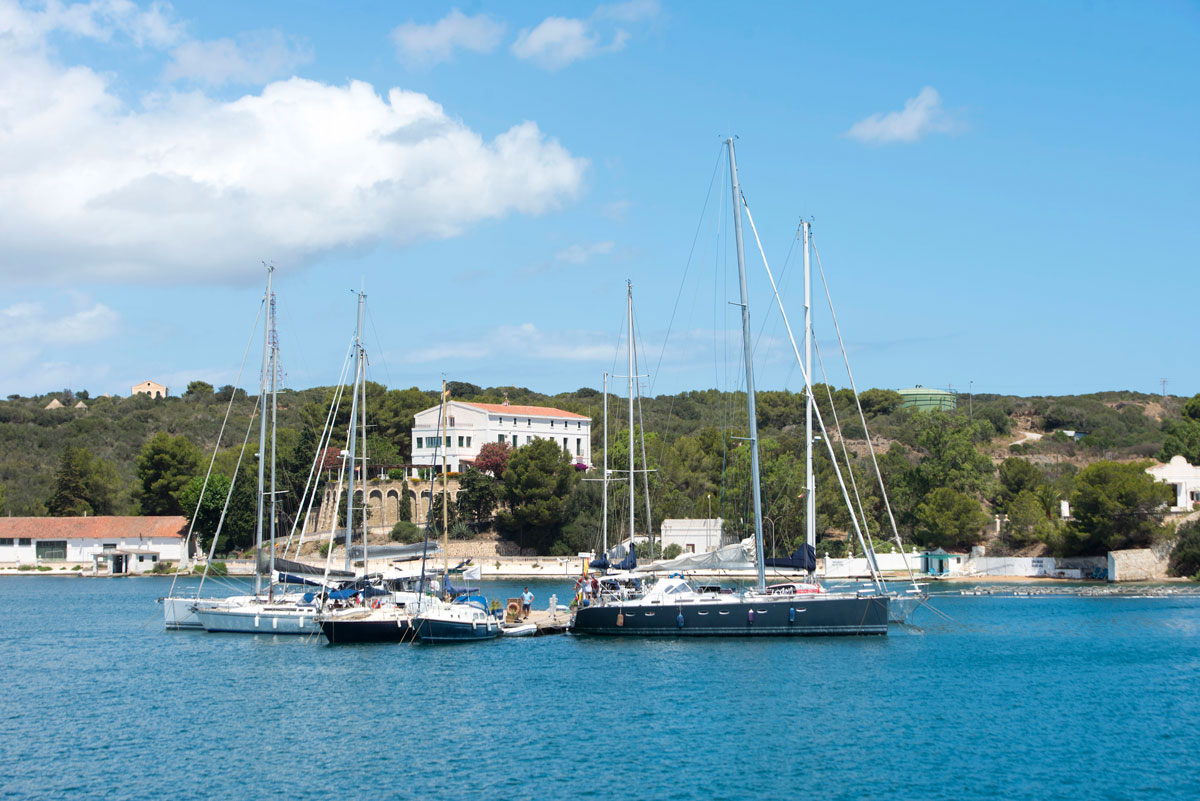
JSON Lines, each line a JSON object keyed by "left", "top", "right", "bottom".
{"left": 521, "top": 587, "right": 534, "bottom": 619}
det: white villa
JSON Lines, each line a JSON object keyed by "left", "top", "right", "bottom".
{"left": 0, "top": 516, "right": 188, "bottom": 573}
{"left": 131, "top": 380, "right": 169, "bottom": 398}
{"left": 1147, "top": 455, "right": 1200, "bottom": 512}
{"left": 660, "top": 519, "right": 724, "bottom": 555}
{"left": 410, "top": 401, "right": 592, "bottom": 476}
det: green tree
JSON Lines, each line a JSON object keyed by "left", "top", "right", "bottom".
{"left": 910, "top": 411, "right": 995, "bottom": 498}
{"left": 455, "top": 467, "right": 498, "bottom": 523}
{"left": 858, "top": 388, "right": 904, "bottom": 417}
{"left": 1005, "top": 489, "right": 1054, "bottom": 548}
{"left": 997, "top": 457, "right": 1045, "bottom": 510}
{"left": 914, "top": 487, "right": 988, "bottom": 549}
{"left": 137, "top": 433, "right": 201, "bottom": 515}
{"left": 496, "top": 438, "right": 579, "bottom": 552}
{"left": 1168, "top": 518, "right": 1200, "bottom": 579}
{"left": 1064, "top": 460, "right": 1173, "bottom": 555}
{"left": 185, "top": 381, "right": 214, "bottom": 398}
{"left": 175, "top": 471, "right": 256, "bottom": 553}
{"left": 46, "top": 445, "right": 123, "bottom": 516}
{"left": 428, "top": 492, "right": 458, "bottom": 535}
{"left": 0, "top": 483, "right": 6, "bottom": 516}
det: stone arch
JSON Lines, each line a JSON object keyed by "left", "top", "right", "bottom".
{"left": 385, "top": 489, "right": 401, "bottom": 524}
{"left": 367, "top": 488, "right": 385, "bottom": 525}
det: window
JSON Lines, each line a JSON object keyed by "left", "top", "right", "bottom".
{"left": 576, "top": 438, "right": 582, "bottom": 455}
{"left": 416, "top": 437, "right": 423, "bottom": 449}
{"left": 18, "top": 538, "right": 31, "bottom": 546}
{"left": 466, "top": 437, "right": 472, "bottom": 447}
{"left": 445, "top": 436, "right": 451, "bottom": 447}
{"left": 550, "top": 420, "right": 555, "bottom": 428}
{"left": 35, "top": 540, "right": 67, "bottom": 561}
{"left": 498, "top": 434, "right": 506, "bottom": 444}
{"left": 449, "top": 416, "right": 455, "bottom": 427}
{"left": 458, "top": 436, "right": 464, "bottom": 448}
{"left": 563, "top": 437, "right": 568, "bottom": 450}
{"left": 526, "top": 436, "right": 532, "bottom": 444}
{"left": 0, "top": 538, "right": 12, "bottom": 546}
{"left": 527, "top": 418, "right": 531, "bottom": 426}
{"left": 102, "top": 543, "right": 116, "bottom": 551}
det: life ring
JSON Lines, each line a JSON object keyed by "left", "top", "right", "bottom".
{"left": 506, "top": 600, "right": 521, "bottom": 618}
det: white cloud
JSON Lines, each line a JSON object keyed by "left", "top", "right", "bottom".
{"left": 0, "top": 297, "right": 120, "bottom": 391}
{"left": 0, "top": 3, "right": 587, "bottom": 286}
{"left": 391, "top": 9, "right": 505, "bottom": 67}
{"left": 845, "top": 87, "right": 963, "bottom": 145}
{"left": 512, "top": 0, "right": 658, "bottom": 70}
{"left": 555, "top": 240, "right": 615, "bottom": 264}
{"left": 405, "top": 323, "right": 614, "bottom": 364}
{"left": 164, "top": 29, "right": 312, "bottom": 86}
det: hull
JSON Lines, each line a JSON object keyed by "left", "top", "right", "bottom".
{"left": 195, "top": 604, "right": 321, "bottom": 635}
{"left": 161, "top": 597, "right": 203, "bottom": 630}
{"left": 570, "top": 594, "right": 888, "bottom": 637}
{"left": 319, "top": 612, "right": 415, "bottom": 644}
{"left": 412, "top": 615, "right": 501, "bottom": 643}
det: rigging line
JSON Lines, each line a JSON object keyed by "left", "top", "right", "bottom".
{"left": 740, "top": 194, "right": 884, "bottom": 592}
{"left": 812, "top": 233, "right": 919, "bottom": 588}
{"left": 170, "top": 295, "right": 266, "bottom": 598}
{"left": 813, "top": 329, "right": 879, "bottom": 558}
{"left": 751, "top": 226, "right": 799, "bottom": 358}
{"left": 648, "top": 143, "right": 725, "bottom": 397}
{"left": 365, "top": 304, "right": 394, "bottom": 390}
{"left": 630, "top": 303, "right": 654, "bottom": 543}
{"left": 282, "top": 336, "right": 355, "bottom": 558}
{"left": 197, "top": 394, "right": 262, "bottom": 596}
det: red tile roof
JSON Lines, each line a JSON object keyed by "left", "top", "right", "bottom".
{"left": 0, "top": 516, "right": 186, "bottom": 540}
{"left": 461, "top": 402, "right": 589, "bottom": 420}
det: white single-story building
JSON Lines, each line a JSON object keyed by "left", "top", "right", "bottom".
{"left": 1146, "top": 455, "right": 1200, "bottom": 512}
{"left": 0, "top": 516, "right": 188, "bottom": 573}
{"left": 920, "top": 548, "right": 969, "bottom": 576}
{"left": 410, "top": 401, "right": 592, "bottom": 475}
{"left": 660, "top": 518, "right": 723, "bottom": 555}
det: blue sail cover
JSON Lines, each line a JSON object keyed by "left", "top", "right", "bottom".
{"left": 614, "top": 547, "right": 636, "bottom": 571}
{"left": 764, "top": 544, "right": 816, "bottom": 572}
{"left": 589, "top": 554, "right": 610, "bottom": 570}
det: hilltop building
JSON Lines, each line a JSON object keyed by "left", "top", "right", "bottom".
{"left": 131, "top": 380, "right": 168, "bottom": 398}
{"left": 410, "top": 401, "right": 592, "bottom": 476}
{"left": 897, "top": 386, "right": 957, "bottom": 412}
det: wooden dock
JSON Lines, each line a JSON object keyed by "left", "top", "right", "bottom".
{"left": 503, "top": 606, "right": 570, "bottom": 636}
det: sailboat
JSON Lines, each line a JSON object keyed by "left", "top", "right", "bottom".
{"left": 410, "top": 380, "right": 501, "bottom": 643}
{"left": 570, "top": 139, "right": 889, "bottom": 636}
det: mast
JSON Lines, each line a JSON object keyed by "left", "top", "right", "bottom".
{"left": 633, "top": 312, "right": 654, "bottom": 555}
{"left": 268, "top": 288, "right": 279, "bottom": 600}
{"left": 803, "top": 221, "right": 815, "bottom": 554}
{"left": 626, "top": 281, "right": 636, "bottom": 554}
{"left": 344, "top": 288, "right": 364, "bottom": 572}
{"left": 254, "top": 265, "right": 273, "bottom": 597}
{"left": 602, "top": 372, "right": 609, "bottom": 553}
{"left": 441, "top": 380, "right": 449, "bottom": 582}
{"left": 359, "top": 350, "right": 369, "bottom": 570}
{"left": 726, "top": 138, "right": 767, "bottom": 592}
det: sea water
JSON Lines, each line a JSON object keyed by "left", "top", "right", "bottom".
{"left": 1, "top": 576, "right": 1197, "bottom": 801}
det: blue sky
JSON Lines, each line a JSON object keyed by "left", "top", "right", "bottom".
{"left": 1, "top": 0, "right": 1197, "bottom": 400}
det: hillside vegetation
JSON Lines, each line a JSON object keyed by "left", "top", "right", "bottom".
{"left": 2, "top": 382, "right": 1194, "bottom": 564}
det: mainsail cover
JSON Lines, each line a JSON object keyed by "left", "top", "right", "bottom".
{"left": 764, "top": 544, "right": 816, "bottom": 572}
{"left": 260, "top": 555, "right": 355, "bottom": 579}
{"left": 636, "top": 543, "right": 756, "bottom": 573}
{"left": 347, "top": 543, "right": 441, "bottom": 562}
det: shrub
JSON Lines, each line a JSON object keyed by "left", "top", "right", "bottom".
{"left": 317, "top": 542, "right": 331, "bottom": 557}
{"left": 71, "top": 564, "right": 82, "bottom": 571}
{"left": 36, "top": 565, "right": 52, "bottom": 571}
{"left": 17, "top": 564, "right": 34, "bottom": 571}
{"left": 390, "top": 521, "right": 424, "bottom": 544}
{"left": 663, "top": 543, "right": 683, "bottom": 560}
{"left": 1169, "top": 519, "right": 1200, "bottom": 580}
{"left": 387, "top": 468, "right": 405, "bottom": 480}
{"left": 450, "top": 522, "right": 474, "bottom": 540}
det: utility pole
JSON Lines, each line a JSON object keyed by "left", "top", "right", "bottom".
{"left": 1162, "top": 378, "right": 1168, "bottom": 400}
{"left": 969, "top": 380, "right": 974, "bottom": 419}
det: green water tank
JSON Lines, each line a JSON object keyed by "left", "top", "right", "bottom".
{"left": 897, "top": 386, "right": 958, "bottom": 412}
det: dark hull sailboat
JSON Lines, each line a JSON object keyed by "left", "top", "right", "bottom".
{"left": 318, "top": 611, "right": 415, "bottom": 644}
{"left": 571, "top": 593, "right": 887, "bottom": 637}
